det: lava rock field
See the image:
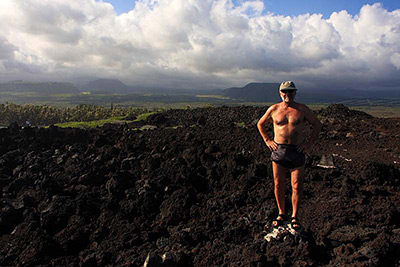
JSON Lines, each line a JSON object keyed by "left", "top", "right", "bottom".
{"left": 1, "top": 104, "right": 400, "bottom": 266}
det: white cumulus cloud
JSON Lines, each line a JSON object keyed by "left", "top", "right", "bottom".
{"left": 0, "top": 0, "right": 399, "bottom": 90}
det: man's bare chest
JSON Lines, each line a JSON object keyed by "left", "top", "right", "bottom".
{"left": 273, "top": 111, "right": 304, "bottom": 126}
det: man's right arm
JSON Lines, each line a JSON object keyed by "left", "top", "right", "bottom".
{"left": 257, "top": 106, "right": 277, "bottom": 151}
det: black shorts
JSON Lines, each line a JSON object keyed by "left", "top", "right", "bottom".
{"left": 271, "top": 143, "right": 305, "bottom": 169}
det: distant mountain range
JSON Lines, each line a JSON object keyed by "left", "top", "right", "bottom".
{"left": 78, "top": 79, "right": 133, "bottom": 94}
{"left": 1, "top": 79, "right": 399, "bottom": 104}
{"left": 0, "top": 82, "right": 80, "bottom": 95}
{"left": 222, "top": 83, "right": 281, "bottom": 102}
{"left": 221, "top": 82, "right": 357, "bottom": 103}
{"left": 221, "top": 82, "right": 400, "bottom": 103}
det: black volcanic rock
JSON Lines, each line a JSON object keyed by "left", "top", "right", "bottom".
{"left": 0, "top": 105, "right": 399, "bottom": 266}
{"left": 316, "top": 104, "right": 372, "bottom": 119}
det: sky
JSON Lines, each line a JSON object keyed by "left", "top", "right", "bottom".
{"left": 0, "top": 0, "right": 400, "bottom": 91}
{"left": 105, "top": 0, "right": 399, "bottom": 18}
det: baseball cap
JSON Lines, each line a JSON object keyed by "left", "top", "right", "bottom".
{"left": 279, "top": 81, "right": 297, "bottom": 92}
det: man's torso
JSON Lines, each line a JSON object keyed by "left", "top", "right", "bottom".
{"left": 271, "top": 102, "right": 306, "bottom": 145}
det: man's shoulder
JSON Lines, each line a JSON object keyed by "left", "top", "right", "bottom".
{"left": 295, "top": 102, "right": 319, "bottom": 121}
{"left": 266, "top": 103, "right": 280, "bottom": 114}
{"left": 295, "top": 102, "right": 311, "bottom": 111}
{"left": 268, "top": 103, "right": 280, "bottom": 110}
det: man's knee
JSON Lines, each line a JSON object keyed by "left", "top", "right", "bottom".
{"left": 274, "top": 176, "right": 286, "bottom": 191}
{"left": 291, "top": 180, "right": 303, "bottom": 192}
{"left": 274, "top": 182, "right": 285, "bottom": 191}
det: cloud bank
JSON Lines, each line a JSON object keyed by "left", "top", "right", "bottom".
{"left": 0, "top": 0, "right": 399, "bottom": 90}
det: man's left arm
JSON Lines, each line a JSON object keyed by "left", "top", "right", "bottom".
{"left": 299, "top": 105, "right": 322, "bottom": 153}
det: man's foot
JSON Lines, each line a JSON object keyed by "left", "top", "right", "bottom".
{"left": 272, "top": 214, "right": 286, "bottom": 228}
{"left": 290, "top": 217, "right": 302, "bottom": 230}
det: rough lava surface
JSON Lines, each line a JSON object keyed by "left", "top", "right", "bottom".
{"left": 1, "top": 104, "right": 400, "bottom": 266}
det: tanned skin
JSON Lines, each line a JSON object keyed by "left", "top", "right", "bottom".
{"left": 257, "top": 89, "right": 322, "bottom": 228}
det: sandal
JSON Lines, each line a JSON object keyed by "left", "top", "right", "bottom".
{"left": 290, "top": 217, "right": 302, "bottom": 230}
{"left": 272, "top": 214, "right": 286, "bottom": 228}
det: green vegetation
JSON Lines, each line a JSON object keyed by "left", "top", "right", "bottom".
{"left": 133, "top": 112, "right": 157, "bottom": 122}
{"left": 138, "top": 125, "right": 157, "bottom": 131}
{"left": 50, "top": 111, "right": 159, "bottom": 129}
{"left": 53, "top": 116, "right": 129, "bottom": 129}
{"left": 0, "top": 102, "right": 155, "bottom": 126}
{"left": 169, "top": 125, "right": 183, "bottom": 129}
{"left": 235, "top": 122, "right": 246, "bottom": 128}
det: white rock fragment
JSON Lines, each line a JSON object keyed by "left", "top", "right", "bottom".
{"left": 264, "top": 221, "right": 302, "bottom": 242}
{"left": 317, "top": 154, "right": 336, "bottom": 169}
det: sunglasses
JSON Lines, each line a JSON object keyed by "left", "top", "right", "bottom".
{"left": 280, "top": 90, "right": 296, "bottom": 94}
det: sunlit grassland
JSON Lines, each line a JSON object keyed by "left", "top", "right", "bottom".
{"left": 133, "top": 112, "right": 157, "bottom": 121}
{"left": 52, "top": 111, "right": 158, "bottom": 128}
{"left": 52, "top": 116, "right": 129, "bottom": 128}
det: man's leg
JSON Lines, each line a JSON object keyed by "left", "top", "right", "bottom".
{"left": 290, "top": 165, "right": 305, "bottom": 219}
{"left": 272, "top": 161, "right": 287, "bottom": 216}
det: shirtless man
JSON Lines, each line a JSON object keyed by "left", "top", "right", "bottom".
{"left": 257, "top": 81, "right": 322, "bottom": 230}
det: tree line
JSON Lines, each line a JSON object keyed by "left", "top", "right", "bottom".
{"left": 0, "top": 102, "right": 154, "bottom": 126}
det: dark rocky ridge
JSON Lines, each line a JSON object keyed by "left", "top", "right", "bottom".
{"left": 1, "top": 104, "right": 400, "bottom": 266}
